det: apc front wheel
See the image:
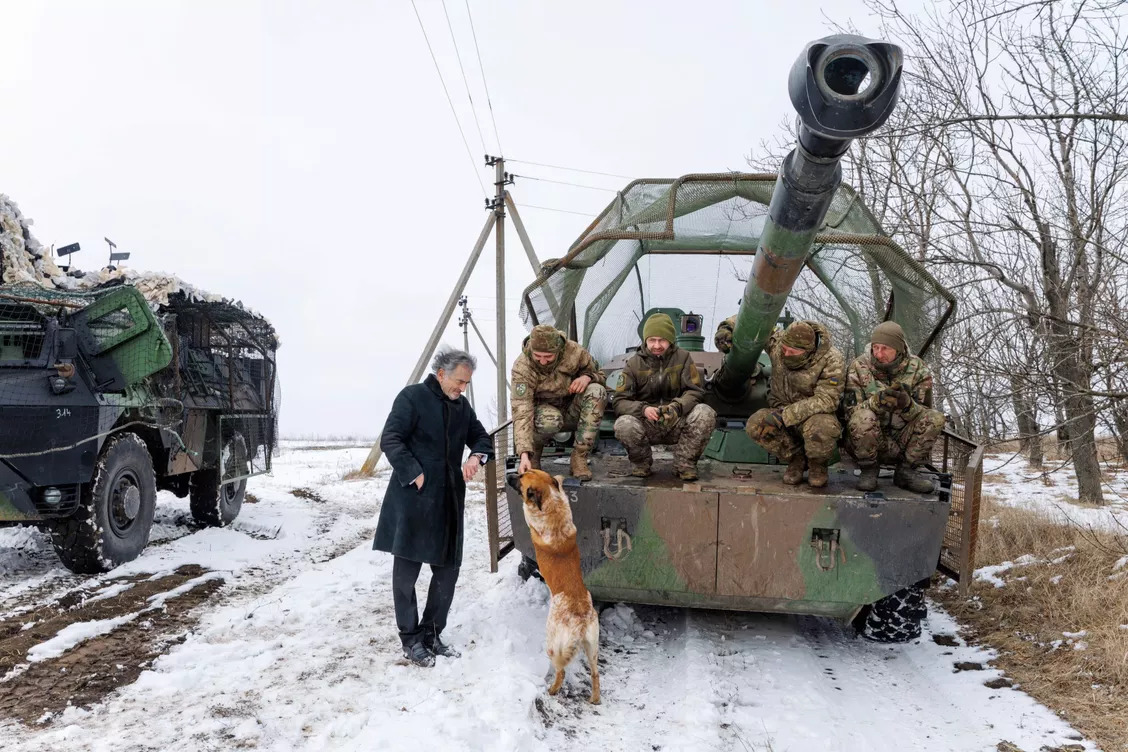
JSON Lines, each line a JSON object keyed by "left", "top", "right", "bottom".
{"left": 50, "top": 433, "right": 157, "bottom": 574}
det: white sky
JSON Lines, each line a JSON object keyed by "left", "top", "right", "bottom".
{"left": 1, "top": 0, "right": 903, "bottom": 437}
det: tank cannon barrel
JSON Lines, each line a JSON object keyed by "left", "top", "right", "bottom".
{"left": 712, "top": 34, "right": 903, "bottom": 401}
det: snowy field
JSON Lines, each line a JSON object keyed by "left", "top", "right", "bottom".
{"left": 0, "top": 444, "right": 1102, "bottom": 752}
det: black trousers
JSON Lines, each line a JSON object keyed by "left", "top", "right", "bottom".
{"left": 392, "top": 556, "right": 460, "bottom": 646}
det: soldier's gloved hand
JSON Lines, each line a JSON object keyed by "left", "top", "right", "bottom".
{"left": 758, "top": 408, "right": 785, "bottom": 439}
{"left": 714, "top": 328, "right": 733, "bottom": 354}
{"left": 878, "top": 384, "right": 912, "bottom": 412}
{"left": 657, "top": 403, "right": 680, "bottom": 427}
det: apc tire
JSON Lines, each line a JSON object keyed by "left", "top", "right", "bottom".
{"left": 189, "top": 433, "right": 247, "bottom": 527}
{"left": 49, "top": 433, "right": 157, "bottom": 574}
{"left": 853, "top": 584, "right": 927, "bottom": 643}
{"left": 517, "top": 554, "right": 543, "bottom": 583}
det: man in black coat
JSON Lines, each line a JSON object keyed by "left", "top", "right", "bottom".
{"left": 373, "top": 348, "right": 493, "bottom": 667}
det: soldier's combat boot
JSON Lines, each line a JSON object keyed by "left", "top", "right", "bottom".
{"left": 570, "top": 444, "right": 593, "bottom": 482}
{"left": 782, "top": 456, "right": 806, "bottom": 485}
{"left": 807, "top": 459, "right": 828, "bottom": 488}
{"left": 856, "top": 463, "right": 879, "bottom": 492}
{"left": 630, "top": 462, "right": 652, "bottom": 478}
{"left": 893, "top": 464, "right": 934, "bottom": 494}
{"left": 674, "top": 463, "right": 698, "bottom": 482}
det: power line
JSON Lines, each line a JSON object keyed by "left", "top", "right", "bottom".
{"left": 507, "top": 158, "right": 634, "bottom": 180}
{"left": 441, "top": 0, "right": 488, "bottom": 156}
{"left": 410, "top": 0, "right": 487, "bottom": 198}
{"left": 516, "top": 203, "right": 597, "bottom": 217}
{"left": 511, "top": 173, "right": 619, "bottom": 193}
{"left": 464, "top": 0, "right": 503, "bottom": 155}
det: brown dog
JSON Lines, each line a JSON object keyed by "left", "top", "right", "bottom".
{"left": 509, "top": 469, "right": 600, "bottom": 704}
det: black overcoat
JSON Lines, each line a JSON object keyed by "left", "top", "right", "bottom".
{"left": 373, "top": 374, "right": 493, "bottom": 567}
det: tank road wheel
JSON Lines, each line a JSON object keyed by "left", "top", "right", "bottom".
{"left": 517, "top": 554, "right": 543, "bottom": 583}
{"left": 189, "top": 433, "right": 247, "bottom": 527}
{"left": 49, "top": 433, "right": 157, "bottom": 574}
{"left": 853, "top": 584, "right": 927, "bottom": 643}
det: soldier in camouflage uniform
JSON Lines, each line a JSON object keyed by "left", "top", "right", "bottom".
{"left": 612, "top": 313, "right": 717, "bottom": 481}
{"left": 742, "top": 320, "right": 845, "bottom": 488}
{"left": 844, "top": 321, "right": 945, "bottom": 494}
{"left": 511, "top": 324, "right": 607, "bottom": 481}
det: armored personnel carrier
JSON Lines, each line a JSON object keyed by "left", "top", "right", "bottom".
{"left": 0, "top": 281, "right": 278, "bottom": 573}
{"left": 485, "top": 34, "right": 983, "bottom": 642}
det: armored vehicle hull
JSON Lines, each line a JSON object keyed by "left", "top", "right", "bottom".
{"left": 505, "top": 455, "right": 947, "bottom": 619}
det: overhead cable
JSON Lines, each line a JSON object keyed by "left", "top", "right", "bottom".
{"left": 410, "top": 0, "right": 487, "bottom": 197}
{"left": 464, "top": 0, "right": 504, "bottom": 155}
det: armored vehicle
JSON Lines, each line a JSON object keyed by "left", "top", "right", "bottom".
{"left": 485, "top": 34, "right": 983, "bottom": 642}
{"left": 0, "top": 282, "right": 278, "bottom": 573}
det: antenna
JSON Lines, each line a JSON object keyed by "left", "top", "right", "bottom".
{"left": 105, "top": 237, "right": 130, "bottom": 269}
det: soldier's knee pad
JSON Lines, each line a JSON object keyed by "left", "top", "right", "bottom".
{"left": 847, "top": 408, "right": 877, "bottom": 434}
{"left": 613, "top": 414, "right": 644, "bottom": 440}
{"left": 918, "top": 408, "right": 945, "bottom": 437}
{"left": 534, "top": 406, "right": 564, "bottom": 434}
{"left": 687, "top": 404, "right": 717, "bottom": 426}
{"left": 801, "top": 413, "right": 843, "bottom": 441}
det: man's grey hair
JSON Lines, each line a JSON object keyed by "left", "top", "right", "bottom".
{"left": 432, "top": 347, "right": 477, "bottom": 375}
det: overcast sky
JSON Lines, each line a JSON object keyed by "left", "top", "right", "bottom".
{"left": 2, "top": 0, "right": 903, "bottom": 438}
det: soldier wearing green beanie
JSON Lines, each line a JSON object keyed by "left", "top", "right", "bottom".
{"left": 511, "top": 324, "right": 607, "bottom": 481}
{"left": 843, "top": 321, "right": 945, "bottom": 493}
{"left": 745, "top": 319, "right": 845, "bottom": 488}
{"left": 612, "top": 313, "right": 717, "bottom": 481}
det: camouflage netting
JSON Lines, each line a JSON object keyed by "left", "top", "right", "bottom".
{"left": 519, "top": 174, "right": 955, "bottom": 364}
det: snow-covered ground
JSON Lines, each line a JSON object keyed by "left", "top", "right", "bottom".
{"left": 982, "top": 452, "right": 1128, "bottom": 533}
{"left": 0, "top": 445, "right": 1101, "bottom": 752}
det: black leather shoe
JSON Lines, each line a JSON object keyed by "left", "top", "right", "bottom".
{"left": 424, "top": 630, "right": 461, "bottom": 658}
{"left": 402, "top": 641, "right": 435, "bottom": 667}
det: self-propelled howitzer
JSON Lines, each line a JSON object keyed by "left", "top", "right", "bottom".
{"left": 490, "top": 34, "right": 982, "bottom": 643}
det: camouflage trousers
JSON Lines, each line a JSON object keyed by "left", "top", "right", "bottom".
{"left": 846, "top": 407, "right": 945, "bottom": 466}
{"left": 745, "top": 409, "right": 841, "bottom": 463}
{"left": 532, "top": 383, "right": 608, "bottom": 450}
{"left": 613, "top": 404, "right": 718, "bottom": 470}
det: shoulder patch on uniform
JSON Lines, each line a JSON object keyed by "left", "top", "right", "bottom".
{"left": 515, "top": 382, "right": 527, "bottom": 398}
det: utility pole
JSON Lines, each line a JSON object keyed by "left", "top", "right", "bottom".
{"left": 360, "top": 155, "right": 535, "bottom": 476}
{"left": 459, "top": 295, "right": 475, "bottom": 409}
{"left": 487, "top": 155, "right": 513, "bottom": 427}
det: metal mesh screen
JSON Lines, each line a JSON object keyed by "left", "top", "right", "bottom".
{"left": 219, "top": 414, "right": 274, "bottom": 484}
{"left": 934, "top": 430, "right": 984, "bottom": 591}
{"left": 485, "top": 422, "right": 515, "bottom": 572}
{"left": 519, "top": 174, "right": 954, "bottom": 364}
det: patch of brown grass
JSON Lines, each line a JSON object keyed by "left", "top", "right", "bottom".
{"left": 936, "top": 496, "right": 1128, "bottom": 751}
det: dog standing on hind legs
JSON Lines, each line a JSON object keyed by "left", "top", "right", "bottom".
{"left": 509, "top": 469, "right": 601, "bottom": 704}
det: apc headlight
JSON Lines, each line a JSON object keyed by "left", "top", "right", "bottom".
{"left": 42, "top": 487, "right": 63, "bottom": 506}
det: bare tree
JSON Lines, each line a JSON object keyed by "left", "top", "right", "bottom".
{"left": 829, "top": 0, "right": 1128, "bottom": 503}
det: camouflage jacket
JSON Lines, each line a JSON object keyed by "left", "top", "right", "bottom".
{"left": 765, "top": 321, "right": 846, "bottom": 427}
{"left": 511, "top": 335, "right": 605, "bottom": 455}
{"left": 611, "top": 344, "right": 704, "bottom": 420}
{"left": 845, "top": 351, "right": 934, "bottom": 430}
